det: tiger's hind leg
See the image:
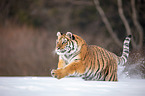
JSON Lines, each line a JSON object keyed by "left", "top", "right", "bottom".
{"left": 105, "top": 70, "right": 118, "bottom": 81}
{"left": 105, "top": 60, "right": 118, "bottom": 81}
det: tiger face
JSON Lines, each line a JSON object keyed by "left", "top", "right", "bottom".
{"left": 55, "top": 32, "right": 76, "bottom": 55}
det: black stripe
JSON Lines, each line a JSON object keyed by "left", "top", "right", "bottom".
{"left": 75, "top": 39, "right": 79, "bottom": 46}
{"left": 74, "top": 59, "right": 81, "bottom": 62}
{"left": 127, "top": 35, "right": 132, "bottom": 38}
{"left": 66, "top": 41, "right": 79, "bottom": 59}
{"left": 101, "top": 49, "right": 108, "bottom": 64}
{"left": 122, "top": 57, "right": 125, "bottom": 63}
{"left": 99, "top": 50, "right": 108, "bottom": 81}
{"left": 69, "top": 51, "right": 80, "bottom": 61}
{"left": 125, "top": 38, "right": 130, "bottom": 41}
{"left": 104, "top": 50, "right": 111, "bottom": 61}
{"left": 71, "top": 41, "right": 75, "bottom": 50}
{"left": 123, "top": 50, "right": 129, "bottom": 53}
{"left": 102, "top": 71, "right": 107, "bottom": 81}
{"left": 84, "top": 60, "right": 92, "bottom": 76}
{"left": 87, "top": 51, "right": 96, "bottom": 80}
{"left": 98, "top": 72, "right": 103, "bottom": 80}
{"left": 113, "top": 74, "right": 116, "bottom": 81}
{"left": 61, "top": 56, "right": 68, "bottom": 64}
{"left": 85, "top": 61, "right": 93, "bottom": 79}
{"left": 108, "top": 61, "right": 113, "bottom": 81}
{"left": 104, "top": 70, "right": 109, "bottom": 81}
{"left": 100, "top": 49, "right": 105, "bottom": 70}
{"left": 67, "top": 41, "right": 74, "bottom": 54}
{"left": 72, "top": 35, "right": 75, "bottom": 40}
{"left": 103, "top": 50, "right": 110, "bottom": 68}
{"left": 123, "top": 48, "right": 129, "bottom": 50}
{"left": 124, "top": 43, "right": 129, "bottom": 47}
{"left": 123, "top": 54, "right": 128, "bottom": 59}
{"left": 93, "top": 48, "right": 100, "bottom": 78}
{"left": 96, "top": 49, "right": 105, "bottom": 79}
{"left": 61, "top": 50, "right": 66, "bottom": 53}
{"left": 109, "top": 73, "right": 114, "bottom": 81}
{"left": 59, "top": 37, "right": 63, "bottom": 40}
{"left": 109, "top": 72, "right": 114, "bottom": 81}
{"left": 82, "top": 47, "right": 89, "bottom": 61}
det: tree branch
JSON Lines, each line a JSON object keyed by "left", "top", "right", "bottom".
{"left": 94, "top": 0, "right": 122, "bottom": 47}
{"left": 131, "top": 0, "right": 144, "bottom": 49}
{"left": 117, "top": 0, "right": 137, "bottom": 49}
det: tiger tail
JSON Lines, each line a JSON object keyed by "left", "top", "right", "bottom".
{"left": 117, "top": 35, "right": 132, "bottom": 65}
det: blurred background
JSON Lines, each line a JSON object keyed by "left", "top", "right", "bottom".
{"left": 0, "top": 0, "right": 145, "bottom": 78}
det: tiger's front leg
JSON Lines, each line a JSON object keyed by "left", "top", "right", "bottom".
{"left": 51, "top": 61, "right": 85, "bottom": 79}
{"left": 51, "top": 68, "right": 67, "bottom": 79}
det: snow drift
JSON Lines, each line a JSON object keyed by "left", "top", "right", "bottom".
{"left": 0, "top": 77, "right": 145, "bottom": 96}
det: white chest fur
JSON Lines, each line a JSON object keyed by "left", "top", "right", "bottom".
{"left": 60, "top": 54, "right": 80, "bottom": 64}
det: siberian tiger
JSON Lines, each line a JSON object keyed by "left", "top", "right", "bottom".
{"left": 51, "top": 32, "right": 131, "bottom": 81}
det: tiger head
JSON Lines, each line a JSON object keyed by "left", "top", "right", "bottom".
{"left": 55, "top": 32, "right": 76, "bottom": 55}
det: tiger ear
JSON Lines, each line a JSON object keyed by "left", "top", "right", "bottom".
{"left": 57, "top": 32, "right": 62, "bottom": 37}
{"left": 66, "top": 32, "right": 75, "bottom": 40}
{"left": 66, "top": 32, "right": 72, "bottom": 37}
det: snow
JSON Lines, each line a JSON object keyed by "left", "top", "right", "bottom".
{"left": 0, "top": 77, "right": 145, "bottom": 96}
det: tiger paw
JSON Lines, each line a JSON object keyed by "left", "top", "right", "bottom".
{"left": 51, "top": 69, "right": 66, "bottom": 79}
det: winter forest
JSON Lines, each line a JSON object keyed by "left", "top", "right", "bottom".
{"left": 0, "top": 0, "right": 145, "bottom": 78}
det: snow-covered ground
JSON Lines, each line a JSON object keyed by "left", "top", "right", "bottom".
{"left": 0, "top": 77, "right": 145, "bottom": 96}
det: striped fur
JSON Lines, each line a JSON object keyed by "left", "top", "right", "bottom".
{"left": 51, "top": 32, "right": 131, "bottom": 81}
{"left": 118, "top": 35, "right": 132, "bottom": 65}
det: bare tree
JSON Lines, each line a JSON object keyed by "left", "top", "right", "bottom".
{"left": 94, "top": 0, "right": 144, "bottom": 50}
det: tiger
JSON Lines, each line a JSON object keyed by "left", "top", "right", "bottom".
{"left": 51, "top": 32, "right": 131, "bottom": 81}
